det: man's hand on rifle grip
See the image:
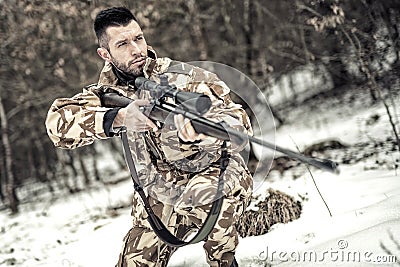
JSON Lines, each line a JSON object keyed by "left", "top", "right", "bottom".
{"left": 114, "top": 100, "right": 158, "bottom": 132}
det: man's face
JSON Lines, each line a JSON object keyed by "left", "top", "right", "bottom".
{"left": 100, "top": 20, "right": 148, "bottom": 76}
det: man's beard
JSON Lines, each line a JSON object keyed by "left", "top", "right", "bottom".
{"left": 111, "top": 57, "right": 144, "bottom": 77}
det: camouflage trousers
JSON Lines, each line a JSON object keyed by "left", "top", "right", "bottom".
{"left": 116, "top": 166, "right": 252, "bottom": 267}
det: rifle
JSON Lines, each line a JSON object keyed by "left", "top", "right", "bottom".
{"left": 102, "top": 75, "right": 339, "bottom": 174}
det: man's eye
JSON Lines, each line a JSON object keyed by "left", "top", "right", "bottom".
{"left": 136, "top": 36, "right": 144, "bottom": 41}
{"left": 118, "top": 42, "right": 127, "bottom": 47}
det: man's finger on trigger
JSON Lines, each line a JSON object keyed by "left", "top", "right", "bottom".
{"left": 135, "top": 112, "right": 150, "bottom": 123}
{"left": 145, "top": 118, "right": 158, "bottom": 131}
{"left": 133, "top": 112, "right": 156, "bottom": 130}
{"left": 138, "top": 127, "right": 151, "bottom": 132}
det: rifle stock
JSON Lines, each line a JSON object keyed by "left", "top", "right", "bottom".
{"left": 101, "top": 92, "right": 133, "bottom": 107}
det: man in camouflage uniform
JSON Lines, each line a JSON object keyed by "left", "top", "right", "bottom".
{"left": 46, "top": 7, "right": 253, "bottom": 267}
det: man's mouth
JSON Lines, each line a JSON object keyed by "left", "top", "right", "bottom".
{"left": 130, "top": 57, "right": 146, "bottom": 66}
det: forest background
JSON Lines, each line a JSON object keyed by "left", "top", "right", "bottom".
{"left": 1, "top": 0, "right": 399, "bottom": 213}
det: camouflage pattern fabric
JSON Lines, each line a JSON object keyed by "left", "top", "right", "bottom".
{"left": 117, "top": 190, "right": 249, "bottom": 267}
{"left": 45, "top": 46, "right": 254, "bottom": 266}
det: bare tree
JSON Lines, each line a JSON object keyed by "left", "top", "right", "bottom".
{"left": 0, "top": 94, "right": 18, "bottom": 213}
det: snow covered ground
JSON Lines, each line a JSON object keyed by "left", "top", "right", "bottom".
{"left": 1, "top": 86, "right": 400, "bottom": 266}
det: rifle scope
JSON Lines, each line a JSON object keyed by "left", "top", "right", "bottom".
{"left": 135, "top": 76, "right": 212, "bottom": 115}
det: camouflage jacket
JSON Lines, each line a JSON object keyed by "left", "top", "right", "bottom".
{"left": 46, "top": 47, "right": 253, "bottom": 205}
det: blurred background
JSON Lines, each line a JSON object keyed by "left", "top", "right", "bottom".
{"left": 1, "top": 0, "right": 399, "bottom": 214}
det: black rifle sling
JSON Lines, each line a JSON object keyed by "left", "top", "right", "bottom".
{"left": 119, "top": 127, "right": 228, "bottom": 247}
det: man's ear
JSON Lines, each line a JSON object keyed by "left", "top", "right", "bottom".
{"left": 97, "top": 47, "right": 112, "bottom": 62}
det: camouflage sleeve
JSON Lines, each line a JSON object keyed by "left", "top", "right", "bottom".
{"left": 157, "top": 65, "right": 253, "bottom": 169}
{"left": 185, "top": 67, "right": 253, "bottom": 153}
{"left": 160, "top": 67, "right": 252, "bottom": 172}
{"left": 193, "top": 68, "right": 253, "bottom": 135}
{"left": 45, "top": 88, "right": 113, "bottom": 149}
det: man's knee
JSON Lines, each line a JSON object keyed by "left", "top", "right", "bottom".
{"left": 116, "top": 227, "right": 171, "bottom": 267}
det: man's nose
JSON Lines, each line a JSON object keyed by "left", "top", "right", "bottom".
{"left": 129, "top": 41, "right": 141, "bottom": 55}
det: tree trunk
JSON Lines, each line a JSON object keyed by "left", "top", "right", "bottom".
{"left": 77, "top": 151, "right": 90, "bottom": 186}
{"left": 243, "top": 0, "right": 254, "bottom": 76}
{"left": 0, "top": 95, "right": 18, "bottom": 213}
{"left": 0, "top": 160, "right": 5, "bottom": 202}
{"left": 186, "top": 0, "right": 208, "bottom": 60}
{"left": 108, "top": 140, "right": 126, "bottom": 169}
{"left": 90, "top": 146, "right": 101, "bottom": 182}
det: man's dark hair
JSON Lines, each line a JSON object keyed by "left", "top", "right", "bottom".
{"left": 94, "top": 7, "right": 138, "bottom": 49}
